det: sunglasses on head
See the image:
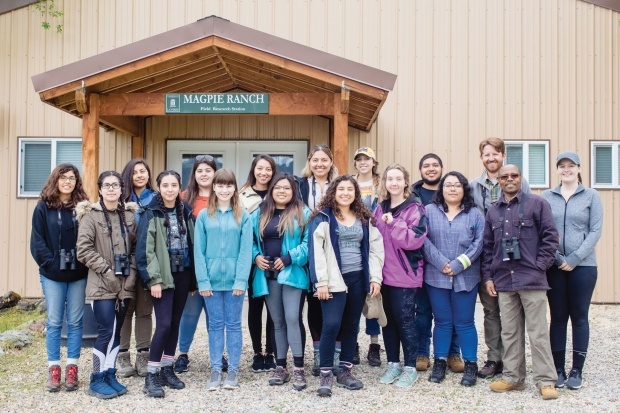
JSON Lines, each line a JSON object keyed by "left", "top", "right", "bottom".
{"left": 499, "top": 173, "right": 521, "bottom": 181}
{"left": 195, "top": 155, "right": 214, "bottom": 163}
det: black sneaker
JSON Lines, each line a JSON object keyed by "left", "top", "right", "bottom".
{"left": 555, "top": 369, "right": 567, "bottom": 388}
{"left": 477, "top": 360, "right": 503, "bottom": 379}
{"left": 367, "top": 343, "right": 382, "bottom": 367}
{"left": 460, "top": 361, "right": 478, "bottom": 387}
{"left": 317, "top": 370, "right": 333, "bottom": 397}
{"left": 264, "top": 353, "right": 276, "bottom": 372}
{"left": 566, "top": 368, "right": 583, "bottom": 390}
{"left": 143, "top": 371, "right": 165, "bottom": 398}
{"left": 352, "top": 343, "right": 360, "bottom": 365}
{"left": 429, "top": 358, "right": 447, "bottom": 383}
{"left": 174, "top": 354, "right": 190, "bottom": 374}
{"left": 222, "top": 355, "right": 229, "bottom": 372}
{"left": 252, "top": 353, "right": 264, "bottom": 372}
{"left": 335, "top": 365, "right": 363, "bottom": 390}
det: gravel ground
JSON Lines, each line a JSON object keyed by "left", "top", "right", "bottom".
{"left": 1, "top": 302, "right": 619, "bottom": 413}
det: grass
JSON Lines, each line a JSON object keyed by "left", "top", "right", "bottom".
{"left": 0, "top": 307, "right": 46, "bottom": 333}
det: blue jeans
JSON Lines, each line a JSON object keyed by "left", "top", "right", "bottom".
{"left": 365, "top": 317, "right": 381, "bottom": 336}
{"left": 203, "top": 292, "right": 244, "bottom": 372}
{"left": 426, "top": 284, "right": 478, "bottom": 362}
{"left": 416, "top": 282, "right": 461, "bottom": 357}
{"left": 40, "top": 275, "right": 86, "bottom": 362}
{"left": 178, "top": 292, "right": 209, "bottom": 353}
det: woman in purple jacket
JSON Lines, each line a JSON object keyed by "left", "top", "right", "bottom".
{"left": 373, "top": 164, "right": 428, "bottom": 388}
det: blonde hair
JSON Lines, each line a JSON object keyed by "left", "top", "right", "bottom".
{"left": 380, "top": 164, "right": 412, "bottom": 201}
{"left": 301, "top": 144, "right": 338, "bottom": 181}
{"left": 208, "top": 169, "right": 243, "bottom": 223}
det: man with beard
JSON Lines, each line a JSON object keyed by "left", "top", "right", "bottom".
{"left": 411, "top": 154, "right": 463, "bottom": 374}
{"left": 470, "top": 138, "right": 530, "bottom": 379}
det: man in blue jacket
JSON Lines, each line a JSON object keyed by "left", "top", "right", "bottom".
{"left": 482, "top": 165, "right": 559, "bottom": 400}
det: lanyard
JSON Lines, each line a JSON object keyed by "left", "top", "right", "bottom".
{"left": 499, "top": 193, "right": 526, "bottom": 239}
{"left": 57, "top": 208, "right": 77, "bottom": 251}
{"left": 311, "top": 176, "right": 329, "bottom": 210}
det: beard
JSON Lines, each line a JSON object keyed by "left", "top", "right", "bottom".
{"left": 422, "top": 176, "right": 441, "bottom": 186}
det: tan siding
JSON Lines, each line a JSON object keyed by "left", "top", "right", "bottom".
{"left": 0, "top": 12, "right": 12, "bottom": 293}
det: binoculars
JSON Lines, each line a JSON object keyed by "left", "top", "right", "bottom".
{"left": 59, "top": 249, "right": 77, "bottom": 271}
{"left": 114, "top": 253, "right": 130, "bottom": 276}
{"left": 169, "top": 249, "right": 185, "bottom": 273}
{"left": 501, "top": 237, "right": 521, "bottom": 262}
{"left": 263, "top": 256, "right": 280, "bottom": 280}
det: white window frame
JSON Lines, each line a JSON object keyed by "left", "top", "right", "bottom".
{"left": 504, "top": 140, "right": 550, "bottom": 189}
{"left": 18, "top": 137, "right": 82, "bottom": 198}
{"left": 590, "top": 141, "right": 620, "bottom": 189}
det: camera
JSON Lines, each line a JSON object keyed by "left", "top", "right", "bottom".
{"left": 263, "top": 256, "right": 279, "bottom": 280}
{"left": 501, "top": 237, "right": 521, "bottom": 261}
{"left": 169, "top": 249, "right": 185, "bottom": 273}
{"left": 59, "top": 248, "right": 77, "bottom": 271}
{"left": 114, "top": 253, "right": 130, "bottom": 276}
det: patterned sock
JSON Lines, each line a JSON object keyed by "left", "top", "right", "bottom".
{"left": 161, "top": 355, "right": 174, "bottom": 367}
{"left": 147, "top": 361, "right": 160, "bottom": 374}
{"left": 572, "top": 351, "right": 586, "bottom": 372}
{"left": 370, "top": 336, "right": 379, "bottom": 345}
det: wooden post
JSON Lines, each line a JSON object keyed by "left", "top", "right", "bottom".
{"left": 82, "top": 93, "right": 100, "bottom": 201}
{"left": 332, "top": 92, "right": 349, "bottom": 174}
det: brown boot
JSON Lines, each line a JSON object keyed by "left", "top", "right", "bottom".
{"left": 447, "top": 355, "right": 465, "bottom": 373}
{"left": 135, "top": 351, "right": 149, "bottom": 377}
{"left": 416, "top": 356, "right": 430, "bottom": 372}
{"left": 46, "top": 365, "right": 61, "bottom": 392}
{"left": 65, "top": 364, "right": 79, "bottom": 391}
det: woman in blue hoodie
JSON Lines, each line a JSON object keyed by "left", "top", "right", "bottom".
{"left": 194, "top": 169, "right": 252, "bottom": 391}
{"left": 541, "top": 152, "right": 603, "bottom": 390}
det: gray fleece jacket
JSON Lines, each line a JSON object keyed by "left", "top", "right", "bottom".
{"left": 541, "top": 183, "right": 603, "bottom": 268}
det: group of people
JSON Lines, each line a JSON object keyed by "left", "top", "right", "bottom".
{"left": 30, "top": 137, "right": 602, "bottom": 401}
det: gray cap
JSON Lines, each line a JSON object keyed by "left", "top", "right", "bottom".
{"left": 556, "top": 151, "right": 580, "bottom": 166}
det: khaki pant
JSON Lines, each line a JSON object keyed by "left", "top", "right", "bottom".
{"left": 479, "top": 282, "right": 503, "bottom": 361}
{"left": 498, "top": 290, "right": 557, "bottom": 389}
{"left": 120, "top": 286, "right": 153, "bottom": 350}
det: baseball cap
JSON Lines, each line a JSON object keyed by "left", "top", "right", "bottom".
{"left": 556, "top": 151, "right": 580, "bottom": 166}
{"left": 354, "top": 147, "right": 376, "bottom": 161}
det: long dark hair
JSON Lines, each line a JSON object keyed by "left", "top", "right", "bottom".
{"left": 310, "top": 175, "right": 373, "bottom": 225}
{"left": 155, "top": 170, "right": 187, "bottom": 236}
{"left": 259, "top": 173, "right": 307, "bottom": 237}
{"left": 240, "top": 154, "right": 277, "bottom": 192}
{"left": 97, "top": 171, "right": 134, "bottom": 245}
{"left": 121, "top": 158, "right": 153, "bottom": 202}
{"left": 432, "top": 171, "right": 474, "bottom": 213}
{"left": 183, "top": 156, "right": 218, "bottom": 207}
{"left": 40, "top": 163, "right": 88, "bottom": 209}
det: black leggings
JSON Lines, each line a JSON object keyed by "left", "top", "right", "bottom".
{"left": 150, "top": 270, "right": 192, "bottom": 363}
{"left": 247, "top": 282, "right": 275, "bottom": 354}
{"left": 307, "top": 292, "right": 323, "bottom": 342}
{"left": 382, "top": 284, "right": 418, "bottom": 367}
{"left": 547, "top": 265, "right": 597, "bottom": 366}
{"left": 92, "top": 298, "right": 129, "bottom": 373}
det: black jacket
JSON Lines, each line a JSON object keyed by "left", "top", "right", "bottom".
{"left": 30, "top": 201, "right": 88, "bottom": 282}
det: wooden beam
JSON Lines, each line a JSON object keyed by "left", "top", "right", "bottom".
{"left": 131, "top": 118, "right": 146, "bottom": 159}
{"left": 99, "top": 115, "right": 141, "bottom": 136}
{"left": 75, "top": 88, "right": 88, "bottom": 113}
{"left": 82, "top": 93, "right": 100, "bottom": 201}
{"left": 270, "top": 93, "right": 332, "bottom": 115}
{"left": 100, "top": 93, "right": 165, "bottom": 116}
{"left": 340, "top": 82, "right": 350, "bottom": 114}
{"left": 332, "top": 92, "right": 349, "bottom": 174}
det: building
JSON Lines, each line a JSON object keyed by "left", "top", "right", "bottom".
{"left": 1, "top": 0, "right": 618, "bottom": 301}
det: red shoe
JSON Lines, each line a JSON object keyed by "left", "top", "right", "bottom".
{"left": 65, "top": 364, "right": 79, "bottom": 391}
{"left": 46, "top": 365, "right": 61, "bottom": 392}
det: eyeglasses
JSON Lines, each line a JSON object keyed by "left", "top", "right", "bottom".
{"left": 59, "top": 176, "right": 76, "bottom": 183}
{"left": 444, "top": 183, "right": 463, "bottom": 189}
{"left": 273, "top": 186, "right": 292, "bottom": 192}
{"left": 195, "top": 155, "right": 214, "bottom": 163}
{"left": 499, "top": 173, "right": 521, "bottom": 181}
{"left": 101, "top": 183, "right": 121, "bottom": 190}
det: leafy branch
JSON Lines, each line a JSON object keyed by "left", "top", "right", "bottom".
{"left": 35, "top": 0, "right": 64, "bottom": 33}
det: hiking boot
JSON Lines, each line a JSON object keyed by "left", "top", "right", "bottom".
{"left": 143, "top": 371, "right": 165, "bottom": 398}
{"left": 478, "top": 360, "right": 503, "bottom": 379}
{"left": 135, "top": 351, "right": 149, "bottom": 377}
{"left": 174, "top": 354, "right": 190, "bottom": 374}
{"left": 429, "top": 358, "right": 447, "bottom": 383}
{"left": 379, "top": 362, "right": 403, "bottom": 384}
{"left": 565, "top": 368, "right": 583, "bottom": 390}
{"left": 268, "top": 366, "right": 291, "bottom": 385}
{"left": 335, "top": 363, "right": 363, "bottom": 390}
{"left": 416, "top": 356, "right": 430, "bottom": 371}
{"left": 104, "top": 368, "right": 128, "bottom": 396}
{"left": 555, "top": 369, "right": 567, "bottom": 388}
{"left": 264, "top": 353, "right": 276, "bottom": 372}
{"left": 447, "top": 355, "right": 465, "bottom": 373}
{"left": 352, "top": 343, "right": 360, "bottom": 365}
{"left": 312, "top": 349, "right": 320, "bottom": 377}
{"left": 489, "top": 378, "right": 525, "bottom": 393}
{"left": 367, "top": 343, "right": 382, "bottom": 367}
{"left": 46, "top": 365, "right": 61, "bottom": 393}
{"left": 252, "top": 353, "right": 265, "bottom": 372}
{"left": 207, "top": 370, "right": 221, "bottom": 391}
{"left": 65, "top": 364, "right": 79, "bottom": 391}
{"left": 461, "top": 361, "right": 478, "bottom": 387}
{"left": 317, "top": 370, "right": 333, "bottom": 397}
{"left": 222, "top": 370, "right": 239, "bottom": 390}
{"left": 160, "top": 365, "right": 185, "bottom": 390}
{"left": 395, "top": 366, "right": 418, "bottom": 388}
{"left": 221, "top": 355, "right": 229, "bottom": 372}
{"left": 117, "top": 351, "right": 137, "bottom": 377}
{"left": 89, "top": 371, "right": 118, "bottom": 399}
{"left": 292, "top": 368, "right": 307, "bottom": 391}
{"left": 541, "top": 385, "right": 559, "bottom": 400}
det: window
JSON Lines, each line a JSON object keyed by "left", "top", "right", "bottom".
{"left": 505, "top": 141, "right": 549, "bottom": 188}
{"left": 18, "top": 137, "right": 82, "bottom": 197}
{"left": 591, "top": 141, "right": 620, "bottom": 189}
